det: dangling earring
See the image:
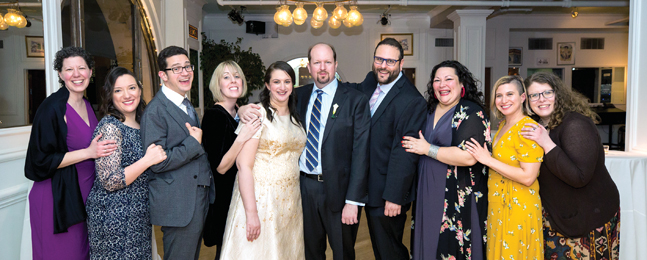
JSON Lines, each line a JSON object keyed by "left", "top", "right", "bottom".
{"left": 461, "top": 87, "right": 465, "bottom": 98}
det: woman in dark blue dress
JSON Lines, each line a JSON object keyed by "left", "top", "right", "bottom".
{"left": 86, "top": 67, "right": 167, "bottom": 259}
{"left": 402, "top": 60, "right": 490, "bottom": 260}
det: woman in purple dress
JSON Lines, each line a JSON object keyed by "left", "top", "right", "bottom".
{"left": 401, "top": 60, "right": 490, "bottom": 260}
{"left": 25, "top": 46, "right": 117, "bottom": 260}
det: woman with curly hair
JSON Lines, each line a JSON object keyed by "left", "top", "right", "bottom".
{"left": 520, "top": 72, "right": 620, "bottom": 260}
{"left": 401, "top": 60, "right": 490, "bottom": 260}
{"left": 25, "top": 46, "right": 117, "bottom": 260}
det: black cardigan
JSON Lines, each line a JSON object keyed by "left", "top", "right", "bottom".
{"left": 538, "top": 111, "right": 620, "bottom": 237}
{"left": 25, "top": 87, "right": 87, "bottom": 234}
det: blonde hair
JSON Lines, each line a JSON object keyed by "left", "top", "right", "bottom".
{"left": 208, "top": 60, "right": 247, "bottom": 102}
{"left": 490, "top": 75, "right": 533, "bottom": 119}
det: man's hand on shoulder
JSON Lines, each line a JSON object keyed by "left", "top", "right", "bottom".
{"left": 239, "top": 104, "right": 262, "bottom": 124}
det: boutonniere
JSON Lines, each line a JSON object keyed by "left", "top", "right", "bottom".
{"left": 331, "top": 104, "right": 339, "bottom": 119}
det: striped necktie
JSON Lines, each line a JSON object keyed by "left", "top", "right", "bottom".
{"left": 305, "top": 90, "right": 323, "bottom": 172}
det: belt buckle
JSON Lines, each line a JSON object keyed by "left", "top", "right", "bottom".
{"left": 317, "top": 174, "right": 323, "bottom": 182}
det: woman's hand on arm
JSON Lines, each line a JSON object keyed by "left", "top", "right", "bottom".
{"left": 236, "top": 138, "right": 261, "bottom": 242}
{"left": 402, "top": 131, "right": 477, "bottom": 166}
{"left": 123, "top": 144, "right": 167, "bottom": 185}
{"left": 465, "top": 138, "right": 540, "bottom": 186}
{"left": 58, "top": 133, "right": 117, "bottom": 169}
{"left": 520, "top": 123, "right": 556, "bottom": 154}
{"left": 216, "top": 119, "right": 261, "bottom": 174}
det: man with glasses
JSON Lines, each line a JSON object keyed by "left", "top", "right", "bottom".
{"left": 141, "top": 46, "right": 215, "bottom": 260}
{"left": 353, "top": 38, "right": 427, "bottom": 260}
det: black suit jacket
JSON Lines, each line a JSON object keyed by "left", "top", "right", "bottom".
{"left": 350, "top": 72, "right": 427, "bottom": 207}
{"left": 296, "top": 81, "right": 371, "bottom": 212}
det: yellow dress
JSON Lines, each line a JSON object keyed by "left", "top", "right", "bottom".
{"left": 487, "top": 116, "right": 544, "bottom": 260}
{"left": 220, "top": 108, "right": 306, "bottom": 260}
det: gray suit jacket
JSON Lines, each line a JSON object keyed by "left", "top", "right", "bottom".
{"left": 141, "top": 90, "right": 215, "bottom": 227}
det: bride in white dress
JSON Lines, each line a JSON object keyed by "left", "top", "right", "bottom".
{"left": 219, "top": 61, "right": 306, "bottom": 260}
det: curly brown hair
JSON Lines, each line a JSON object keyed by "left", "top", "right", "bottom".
{"left": 524, "top": 72, "right": 599, "bottom": 130}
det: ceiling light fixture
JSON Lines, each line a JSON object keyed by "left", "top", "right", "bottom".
{"left": 571, "top": 7, "right": 579, "bottom": 18}
{"left": 273, "top": 0, "right": 363, "bottom": 29}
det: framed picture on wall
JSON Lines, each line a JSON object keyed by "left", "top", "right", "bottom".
{"left": 381, "top": 33, "right": 413, "bottom": 56}
{"left": 25, "top": 36, "right": 45, "bottom": 58}
{"left": 508, "top": 47, "right": 522, "bottom": 66}
{"left": 557, "top": 42, "right": 575, "bottom": 65}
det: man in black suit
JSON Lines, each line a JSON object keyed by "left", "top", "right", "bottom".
{"left": 296, "top": 43, "right": 371, "bottom": 260}
{"left": 355, "top": 38, "right": 427, "bottom": 260}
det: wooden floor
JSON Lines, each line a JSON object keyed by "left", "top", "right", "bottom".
{"left": 154, "top": 208, "right": 412, "bottom": 260}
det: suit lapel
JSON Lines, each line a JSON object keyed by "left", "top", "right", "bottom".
{"left": 297, "top": 84, "right": 314, "bottom": 131}
{"left": 371, "top": 78, "right": 404, "bottom": 125}
{"left": 321, "top": 86, "right": 348, "bottom": 145}
{"left": 158, "top": 91, "right": 191, "bottom": 135}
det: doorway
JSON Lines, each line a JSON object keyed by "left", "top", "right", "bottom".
{"left": 572, "top": 68, "right": 599, "bottom": 103}
{"left": 27, "top": 70, "right": 47, "bottom": 124}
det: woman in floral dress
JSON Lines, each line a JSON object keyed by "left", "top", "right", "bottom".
{"left": 466, "top": 75, "right": 544, "bottom": 260}
{"left": 402, "top": 60, "right": 490, "bottom": 260}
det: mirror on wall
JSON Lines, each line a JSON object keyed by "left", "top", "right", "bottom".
{"left": 0, "top": 0, "right": 157, "bottom": 129}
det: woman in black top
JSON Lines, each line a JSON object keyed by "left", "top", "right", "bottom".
{"left": 201, "top": 60, "right": 260, "bottom": 259}
{"left": 521, "top": 72, "right": 620, "bottom": 260}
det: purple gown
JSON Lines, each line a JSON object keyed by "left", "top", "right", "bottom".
{"left": 29, "top": 100, "right": 97, "bottom": 260}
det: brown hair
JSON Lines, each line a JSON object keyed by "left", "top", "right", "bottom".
{"left": 490, "top": 75, "right": 532, "bottom": 119}
{"left": 524, "top": 72, "right": 599, "bottom": 129}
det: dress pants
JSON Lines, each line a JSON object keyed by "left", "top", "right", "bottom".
{"left": 365, "top": 203, "right": 411, "bottom": 260}
{"left": 161, "top": 186, "right": 209, "bottom": 260}
{"left": 301, "top": 175, "right": 361, "bottom": 260}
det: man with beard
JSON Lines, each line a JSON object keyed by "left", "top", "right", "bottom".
{"left": 238, "top": 43, "right": 371, "bottom": 260}
{"left": 352, "top": 38, "right": 427, "bottom": 260}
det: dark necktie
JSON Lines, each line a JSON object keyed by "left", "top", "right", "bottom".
{"left": 305, "top": 90, "right": 323, "bottom": 172}
{"left": 182, "top": 98, "right": 197, "bottom": 122}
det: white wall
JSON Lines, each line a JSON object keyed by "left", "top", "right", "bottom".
{"left": 0, "top": 21, "right": 46, "bottom": 128}
{"left": 0, "top": 22, "right": 44, "bottom": 259}
{"left": 0, "top": 126, "right": 32, "bottom": 260}
{"left": 202, "top": 12, "right": 453, "bottom": 94}
{"left": 485, "top": 14, "right": 628, "bottom": 89}
{"left": 508, "top": 30, "right": 628, "bottom": 96}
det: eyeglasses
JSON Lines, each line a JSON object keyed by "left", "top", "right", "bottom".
{"left": 374, "top": 56, "right": 401, "bottom": 67}
{"left": 164, "top": 64, "right": 194, "bottom": 74}
{"left": 528, "top": 90, "right": 555, "bottom": 101}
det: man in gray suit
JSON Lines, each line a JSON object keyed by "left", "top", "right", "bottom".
{"left": 141, "top": 46, "right": 215, "bottom": 260}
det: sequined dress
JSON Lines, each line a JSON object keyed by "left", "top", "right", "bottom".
{"left": 220, "top": 107, "right": 306, "bottom": 260}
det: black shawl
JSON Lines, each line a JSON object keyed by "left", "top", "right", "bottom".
{"left": 25, "top": 87, "right": 87, "bottom": 234}
{"left": 437, "top": 99, "right": 491, "bottom": 260}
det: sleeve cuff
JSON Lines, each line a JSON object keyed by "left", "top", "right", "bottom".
{"left": 345, "top": 200, "right": 365, "bottom": 206}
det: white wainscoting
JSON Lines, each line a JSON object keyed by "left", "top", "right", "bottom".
{"left": 0, "top": 126, "right": 32, "bottom": 259}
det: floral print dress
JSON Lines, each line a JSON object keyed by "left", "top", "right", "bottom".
{"left": 487, "top": 116, "right": 544, "bottom": 260}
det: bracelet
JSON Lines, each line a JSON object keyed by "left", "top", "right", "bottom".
{"left": 427, "top": 144, "right": 439, "bottom": 159}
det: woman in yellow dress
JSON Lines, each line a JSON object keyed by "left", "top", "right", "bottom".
{"left": 465, "top": 75, "right": 544, "bottom": 260}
